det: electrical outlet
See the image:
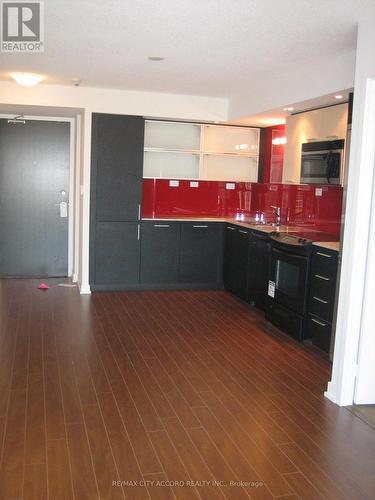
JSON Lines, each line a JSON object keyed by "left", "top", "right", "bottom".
{"left": 315, "top": 187, "right": 323, "bottom": 197}
{"left": 169, "top": 180, "right": 179, "bottom": 187}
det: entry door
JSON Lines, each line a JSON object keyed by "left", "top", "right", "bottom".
{"left": 0, "top": 119, "right": 70, "bottom": 277}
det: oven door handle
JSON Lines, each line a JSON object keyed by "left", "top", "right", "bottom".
{"left": 272, "top": 247, "right": 307, "bottom": 261}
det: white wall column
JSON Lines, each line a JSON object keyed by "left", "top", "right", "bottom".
{"left": 325, "top": 17, "right": 375, "bottom": 406}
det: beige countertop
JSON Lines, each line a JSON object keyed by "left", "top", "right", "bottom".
{"left": 313, "top": 241, "right": 340, "bottom": 252}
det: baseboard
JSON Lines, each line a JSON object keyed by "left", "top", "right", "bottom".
{"left": 78, "top": 281, "right": 91, "bottom": 295}
{"left": 72, "top": 273, "right": 78, "bottom": 283}
{"left": 324, "top": 381, "right": 337, "bottom": 404}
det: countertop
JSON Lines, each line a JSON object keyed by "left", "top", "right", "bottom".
{"left": 142, "top": 216, "right": 340, "bottom": 251}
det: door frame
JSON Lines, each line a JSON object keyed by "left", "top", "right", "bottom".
{"left": 0, "top": 114, "right": 76, "bottom": 278}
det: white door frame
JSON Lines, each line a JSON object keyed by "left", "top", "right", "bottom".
{"left": 0, "top": 113, "right": 77, "bottom": 278}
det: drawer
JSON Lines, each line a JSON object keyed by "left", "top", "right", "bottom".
{"left": 306, "top": 314, "right": 332, "bottom": 353}
{"left": 311, "top": 250, "right": 338, "bottom": 279}
{"left": 308, "top": 288, "right": 335, "bottom": 322}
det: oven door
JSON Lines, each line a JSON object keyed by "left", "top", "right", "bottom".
{"left": 300, "top": 151, "right": 341, "bottom": 184}
{"left": 269, "top": 247, "right": 309, "bottom": 315}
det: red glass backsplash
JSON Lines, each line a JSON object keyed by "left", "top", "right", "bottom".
{"left": 142, "top": 179, "right": 343, "bottom": 237}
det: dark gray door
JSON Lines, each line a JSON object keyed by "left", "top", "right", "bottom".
{"left": 0, "top": 119, "right": 70, "bottom": 277}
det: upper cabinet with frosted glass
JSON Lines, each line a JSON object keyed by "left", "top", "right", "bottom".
{"left": 143, "top": 120, "right": 260, "bottom": 182}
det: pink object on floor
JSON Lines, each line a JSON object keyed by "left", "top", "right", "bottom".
{"left": 38, "top": 283, "right": 49, "bottom": 290}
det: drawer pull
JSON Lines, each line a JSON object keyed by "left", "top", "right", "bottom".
{"left": 154, "top": 224, "right": 170, "bottom": 228}
{"left": 313, "top": 296, "right": 328, "bottom": 304}
{"left": 226, "top": 226, "right": 236, "bottom": 231}
{"left": 193, "top": 225, "right": 208, "bottom": 228}
{"left": 314, "top": 274, "right": 330, "bottom": 281}
{"left": 317, "top": 252, "right": 332, "bottom": 258}
{"left": 238, "top": 230, "right": 248, "bottom": 234}
{"left": 311, "top": 318, "right": 327, "bottom": 327}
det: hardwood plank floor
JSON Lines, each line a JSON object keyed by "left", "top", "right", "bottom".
{"left": 0, "top": 279, "right": 375, "bottom": 499}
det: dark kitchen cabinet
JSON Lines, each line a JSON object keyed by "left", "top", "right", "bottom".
{"left": 90, "top": 113, "right": 145, "bottom": 288}
{"left": 223, "top": 225, "right": 250, "bottom": 300}
{"left": 306, "top": 247, "right": 338, "bottom": 352}
{"left": 248, "top": 229, "right": 271, "bottom": 311}
{"left": 140, "top": 222, "right": 180, "bottom": 284}
{"left": 92, "top": 113, "right": 144, "bottom": 221}
{"left": 180, "top": 223, "right": 223, "bottom": 284}
{"left": 94, "top": 222, "right": 140, "bottom": 285}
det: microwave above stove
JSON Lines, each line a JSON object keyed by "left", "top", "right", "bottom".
{"left": 300, "top": 139, "right": 344, "bottom": 185}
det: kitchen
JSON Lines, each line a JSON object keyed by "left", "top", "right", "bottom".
{"left": 1, "top": 2, "right": 375, "bottom": 499}
{"left": 90, "top": 99, "right": 350, "bottom": 357}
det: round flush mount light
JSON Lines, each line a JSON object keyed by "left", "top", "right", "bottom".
{"left": 283, "top": 107, "right": 294, "bottom": 111}
{"left": 11, "top": 72, "right": 44, "bottom": 87}
{"left": 148, "top": 56, "right": 165, "bottom": 61}
{"left": 272, "top": 137, "right": 287, "bottom": 145}
{"left": 334, "top": 95, "right": 344, "bottom": 99}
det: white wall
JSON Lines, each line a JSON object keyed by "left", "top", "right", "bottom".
{"left": 0, "top": 82, "right": 228, "bottom": 293}
{"left": 228, "top": 49, "right": 355, "bottom": 121}
{"left": 326, "top": 17, "right": 375, "bottom": 406}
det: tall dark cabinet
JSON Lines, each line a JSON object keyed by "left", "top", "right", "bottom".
{"left": 90, "top": 113, "right": 145, "bottom": 288}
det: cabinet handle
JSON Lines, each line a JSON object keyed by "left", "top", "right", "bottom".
{"left": 316, "top": 252, "right": 332, "bottom": 258}
{"left": 193, "top": 225, "right": 208, "bottom": 228}
{"left": 137, "top": 224, "right": 140, "bottom": 241}
{"left": 154, "top": 224, "right": 170, "bottom": 228}
{"left": 238, "top": 230, "right": 248, "bottom": 234}
{"left": 314, "top": 274, "right": 330, "bottom": 281}
{"left": 226, "top": 226, "right": 236, "bottom": 231}
{"left": 313, "top": 296, "right": 328, "bottom": 304}
{"left": 311, "top": 318, "right": 327, "bottom": 327}
{"left": 138, "top": 204, "right": 141, "bottom": 220}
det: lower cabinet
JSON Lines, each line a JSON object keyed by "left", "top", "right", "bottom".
{"left": 179, "top": 223, "right": 224, "bottom": 284}
{"left": 306, "top": 247, "right": 338, "bottom": 353}
{"left": 248, "top": 230, "right": 271, "bottom": 311}
{"left": 223, "top": 225, "right": 250, "bottom": 300}
{"left": 140, "top": 222, "right": 180, "bottom": 284}
{"left": 94, "top": 222, "right": 140, "bottom": 285}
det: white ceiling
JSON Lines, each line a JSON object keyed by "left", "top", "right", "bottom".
{"left": 0, "top": 0, "right": 372, "bottom": 98}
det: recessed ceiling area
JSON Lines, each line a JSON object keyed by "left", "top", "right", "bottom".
{"left": 0, "top": 0, "right": 372, "bottom": 98}
{"left": 228, "top": 89, "right": 352, "bottom": 127}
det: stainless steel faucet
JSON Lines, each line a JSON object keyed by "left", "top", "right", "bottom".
{"left": 271, "top": 205, "right": 281, "bottom": 227}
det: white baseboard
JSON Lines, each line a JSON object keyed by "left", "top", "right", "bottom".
{"left": 72, "top": 273, "right": 78, "bottom": 283}
{"left": 324, "top": 381, "right": 337, "bottom": 404}
{"left": 78, "top": 281, "right": 91, "bottom": 295}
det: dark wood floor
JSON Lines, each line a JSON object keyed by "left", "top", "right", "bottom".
{"left": 1, "top": 280, "right": 375, "bottom": 499}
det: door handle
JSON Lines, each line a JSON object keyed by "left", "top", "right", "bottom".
{"left": 138, "top": 204, "right": 141, "bottom": 220}
{"left": 226, "top": 226, "right": 235, "bottom": 231}
{"left": 137, "top": 224, "right": 140, "bottom": 241}
{"left": 193, "top": 225, "right": 208, "bottom": 228}
{"left": 238, "top": 230, "right": 248, "bottom": 234}
{"left": 311, "top": 318, "right": 327, "bottom": 327}
{"left": 154, "top": 224, "right": 170, "bottom": 228}
{"left": 316, "top": 252, "right": 332, "bottom": 258}
{"left": 313, "top": 296, "right": 328, "bottom": 304}
{"left": 314, "top": 274, "right": 330, "bottom": 281}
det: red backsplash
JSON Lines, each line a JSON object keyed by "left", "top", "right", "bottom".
{"left": 142, "top": 179, "right": 343, "bottom": 237}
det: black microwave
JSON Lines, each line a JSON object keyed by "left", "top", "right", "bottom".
{"left": 300, "top": 139, "right": 344, "bottom": 184}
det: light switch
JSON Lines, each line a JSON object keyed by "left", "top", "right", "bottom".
{"left": 169, "top": 180, "right": 179, "bottom": 187}
{"left": 190, "top": 181, "right": 199, "bottom": 188}
{"left": 315, "top": 187, "right": 323, "bottom": 197}
{"left": 226, "top": 183, "right": 235, "bottom": 190}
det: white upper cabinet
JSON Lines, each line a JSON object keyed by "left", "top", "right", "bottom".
{"left": 203, "top": 125, "right": 259, "bottom": 155}
{"left": 143, "top": 120, "right": 260, "bottom": 182}
{"left": 283, "top": 103, "right": 348, "bottom": 184}
{"left": 144, "top": 121, "right": 200, "bottom": 151}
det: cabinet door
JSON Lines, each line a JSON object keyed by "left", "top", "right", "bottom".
{"left": 223, "top": 226, "right": 249, "bottom": 300}
{"left": 180, "top": 223, "right": 223, "bottom": 284}
{"left": 223, "top": 226, "right": 238, "bottom": 293}
{"left": 94, "top": 222, "right": 140, "bottom": 285}
{"left": 140, "top": 223, "right": 180, "bottom": 284}
{"left": 248, "top": 231, "right": 271, "bottom": 311}
{"left": 92, "top": 114, "right": 144, "bottom": 221}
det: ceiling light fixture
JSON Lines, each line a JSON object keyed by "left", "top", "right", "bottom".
{"left": 272, "top": 137, "right": 287, "bottom": 145}
{"left": 283, "top": 107, "right": 294, "bottom": 111}
{"left": 148, "top": 56, "right": 165, "bottom": 61}
{"left": 334, "top": 95, "right": 344, "bottom": 99}
{"left": 11, "top": 72, "right": 44, "bottom": 87}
